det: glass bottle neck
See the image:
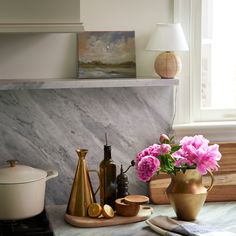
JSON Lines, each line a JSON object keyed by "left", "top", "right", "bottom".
{"left": 104, "top": 145, "right": 112, "bottom": 160}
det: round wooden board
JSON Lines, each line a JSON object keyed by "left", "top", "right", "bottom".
{"left": 124, "top": 195, "right": 149, "bottom": 204}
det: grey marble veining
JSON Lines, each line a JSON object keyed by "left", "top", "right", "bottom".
{"left": 47, "top": 202, "right": 236, "bottom": 236}
{"left": 0, "top": 87, "right": 174, "bottom": 204}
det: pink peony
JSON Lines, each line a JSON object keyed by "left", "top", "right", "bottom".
{"left": 159, "top": 144, "right": 171, "bottom": 155}
{"left": 136, "top": 145, "right": 154, "bottom": 169}
{"left": 135, "top": 143, "right": 171, "bottom": 168}
{"left": 136, "top": 155, "right": 160, "bottom": 182}
{"left": 173, "top": 135, "right": 222, "bottom": 175}
{"left": 180, "top": 135, "right": 209, "bottom": 150}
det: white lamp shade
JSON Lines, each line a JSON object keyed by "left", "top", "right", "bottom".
{"left": 146, "top": 23, "right": 189, "bottom": 51}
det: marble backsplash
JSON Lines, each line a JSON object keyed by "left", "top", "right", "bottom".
{"left": 0, "top": 86, "right": 174, "bottom": 205}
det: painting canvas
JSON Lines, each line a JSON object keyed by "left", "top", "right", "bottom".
{"left": 77, "top": 31, "right": 136, "bottom": 79}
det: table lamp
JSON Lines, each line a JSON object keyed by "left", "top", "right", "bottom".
{"left": 146, "top": 23, "right": 189, "bottom": 79}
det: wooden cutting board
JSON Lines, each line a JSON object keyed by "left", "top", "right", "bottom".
{"left": 64, "top": 205, "right": 153, "bottom": 228}
{"left": 149, "top": 173, "right": 236, "bottom": 204}
{"left": 149, "top": 142, "right": 236, "bottom": 204}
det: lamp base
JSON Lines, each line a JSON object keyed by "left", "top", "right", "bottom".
{"left": 154, "top": 51, "right": 182, "bottom": 79}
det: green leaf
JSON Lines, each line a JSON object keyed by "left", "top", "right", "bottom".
{"left": 170, "top": 145, "right": 181, "bottom": 153}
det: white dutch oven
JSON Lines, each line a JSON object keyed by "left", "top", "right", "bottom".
{"left": 0, "top": 160, "right": 58, "bottom": 220}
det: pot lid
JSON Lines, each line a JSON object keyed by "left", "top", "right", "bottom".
{"left": 0, "top": 160, "right": 47, "bottom": 184}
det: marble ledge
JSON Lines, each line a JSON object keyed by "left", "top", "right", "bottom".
{"left": 0, "top": 78, "right": 179, "bottom": 90}
{"left": 0, "top": 23, "right": 84, "bottom": 33}
{"left": 46, "top": 202, "right": 236, "bottom": 236}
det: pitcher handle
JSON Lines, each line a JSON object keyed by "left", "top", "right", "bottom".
{"left": 88, "top": 169, "right": 100, "bottom": 195}
{"left": 206, "top": 170, "right": 214, "bottom": 192}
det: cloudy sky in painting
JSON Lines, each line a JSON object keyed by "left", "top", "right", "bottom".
{"left": 78, "top": 31, "right": 136, "bottom": 64}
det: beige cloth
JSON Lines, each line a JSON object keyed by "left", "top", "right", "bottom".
{"left": 146, "top": 216, "right": 236, "bottom": 236}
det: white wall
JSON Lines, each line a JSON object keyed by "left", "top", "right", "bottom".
{"left": 81, "top": 0, "right": 173, "bottom": 76}
{"left": 0, "top": 0, "right": 173, "bottom": 79}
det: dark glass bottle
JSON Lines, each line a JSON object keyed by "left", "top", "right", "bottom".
{"left": 99, "top": 144, "right": 117, "bottom": 209}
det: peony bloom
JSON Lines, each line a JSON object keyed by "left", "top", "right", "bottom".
{"left": 135, "top": 143, "right": 171, "bottom": 167}
{"left": 194, "top": 144, "right": 221, "bottom": 174}
{"left": 136, "top": 155, "right": 160, "bottom": 182}
{"left": 173, "top": 135, "right": 222, "bottom": 175}
{"left": 180, "top": 135, "right": 209, "bottom": 150}
{"left": 159, "top": 144, "right": 171, "bottom": 155}
{"left": 136, "top": 145, "right": 154, "bottom": 169}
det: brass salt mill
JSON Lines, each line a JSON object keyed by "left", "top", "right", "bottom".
{"left": 66, "top": 149, "right": 96, "bottom": 217}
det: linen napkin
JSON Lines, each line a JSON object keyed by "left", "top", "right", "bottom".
{"left": 146, "top": 215, "right": 236, "bottom": 236}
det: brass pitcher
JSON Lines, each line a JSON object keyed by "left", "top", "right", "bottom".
{"left": 66, "top": 149, "right": 98, "bottom": 217}
{"left": 166, "top": 169, "right": 214, "bottom": 221}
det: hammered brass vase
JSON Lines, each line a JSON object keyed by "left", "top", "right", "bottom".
{"left": 166, "top": 169, "right": 214, "bottom": 221}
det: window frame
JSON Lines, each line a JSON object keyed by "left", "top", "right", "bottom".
{"left": 173, "top": 0, "right": 236, "bottom": 142}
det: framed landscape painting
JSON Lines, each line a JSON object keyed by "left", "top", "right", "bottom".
{"left": 77, "top": 31, "right": 136, "bottom": 79}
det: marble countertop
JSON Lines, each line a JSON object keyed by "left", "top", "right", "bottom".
{"left": 46, "top": 202, "right": 236, "bottom": 236}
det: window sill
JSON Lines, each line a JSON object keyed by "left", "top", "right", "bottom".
{"left": 173, "top": 121, "right": 236, "bottom": 142}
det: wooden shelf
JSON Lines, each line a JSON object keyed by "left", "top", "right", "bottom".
{"left": 0, "top": 23, "right": 84, "bottom": 33}
{"left": 0, "top": 78, "right": 179, "bottom": 90}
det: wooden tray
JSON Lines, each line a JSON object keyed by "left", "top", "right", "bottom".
{"left": 64, "top": 205, "right": 153, "bottom": 228}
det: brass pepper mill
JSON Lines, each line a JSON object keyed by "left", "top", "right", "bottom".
{"left": 66, "top": 149, "right": 96, "bottom": 217}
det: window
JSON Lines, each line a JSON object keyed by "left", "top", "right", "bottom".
{"left": 173, "top": 0, "right": 236, "bottom": 142}
{"left": 198, "top": 0, "right": 236, "bottom": 120}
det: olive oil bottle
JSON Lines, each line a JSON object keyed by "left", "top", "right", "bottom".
{"left": 99, "top": 133, "right": 117, "bottom": 209}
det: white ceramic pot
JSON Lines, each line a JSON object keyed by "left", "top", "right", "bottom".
{"left": 0, "top": 160, "right": 58, "bottom": 220}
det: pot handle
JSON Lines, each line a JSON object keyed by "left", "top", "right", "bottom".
{"left": 46, "top": 170, "right": 58, "bottom": 181}
{"left": 206, "top": 171, "right": 214, "bottom": 192}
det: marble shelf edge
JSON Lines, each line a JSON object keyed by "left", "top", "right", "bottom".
{"left": 0, "top": 23, "right": 84, "bottom": 33}
{"left": 0, "top": 78, "right": 179, "bottom": 90}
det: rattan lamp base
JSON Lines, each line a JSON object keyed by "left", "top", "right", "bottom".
{"left": 154, "top": 51, "right": 182, "bottom": 79}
